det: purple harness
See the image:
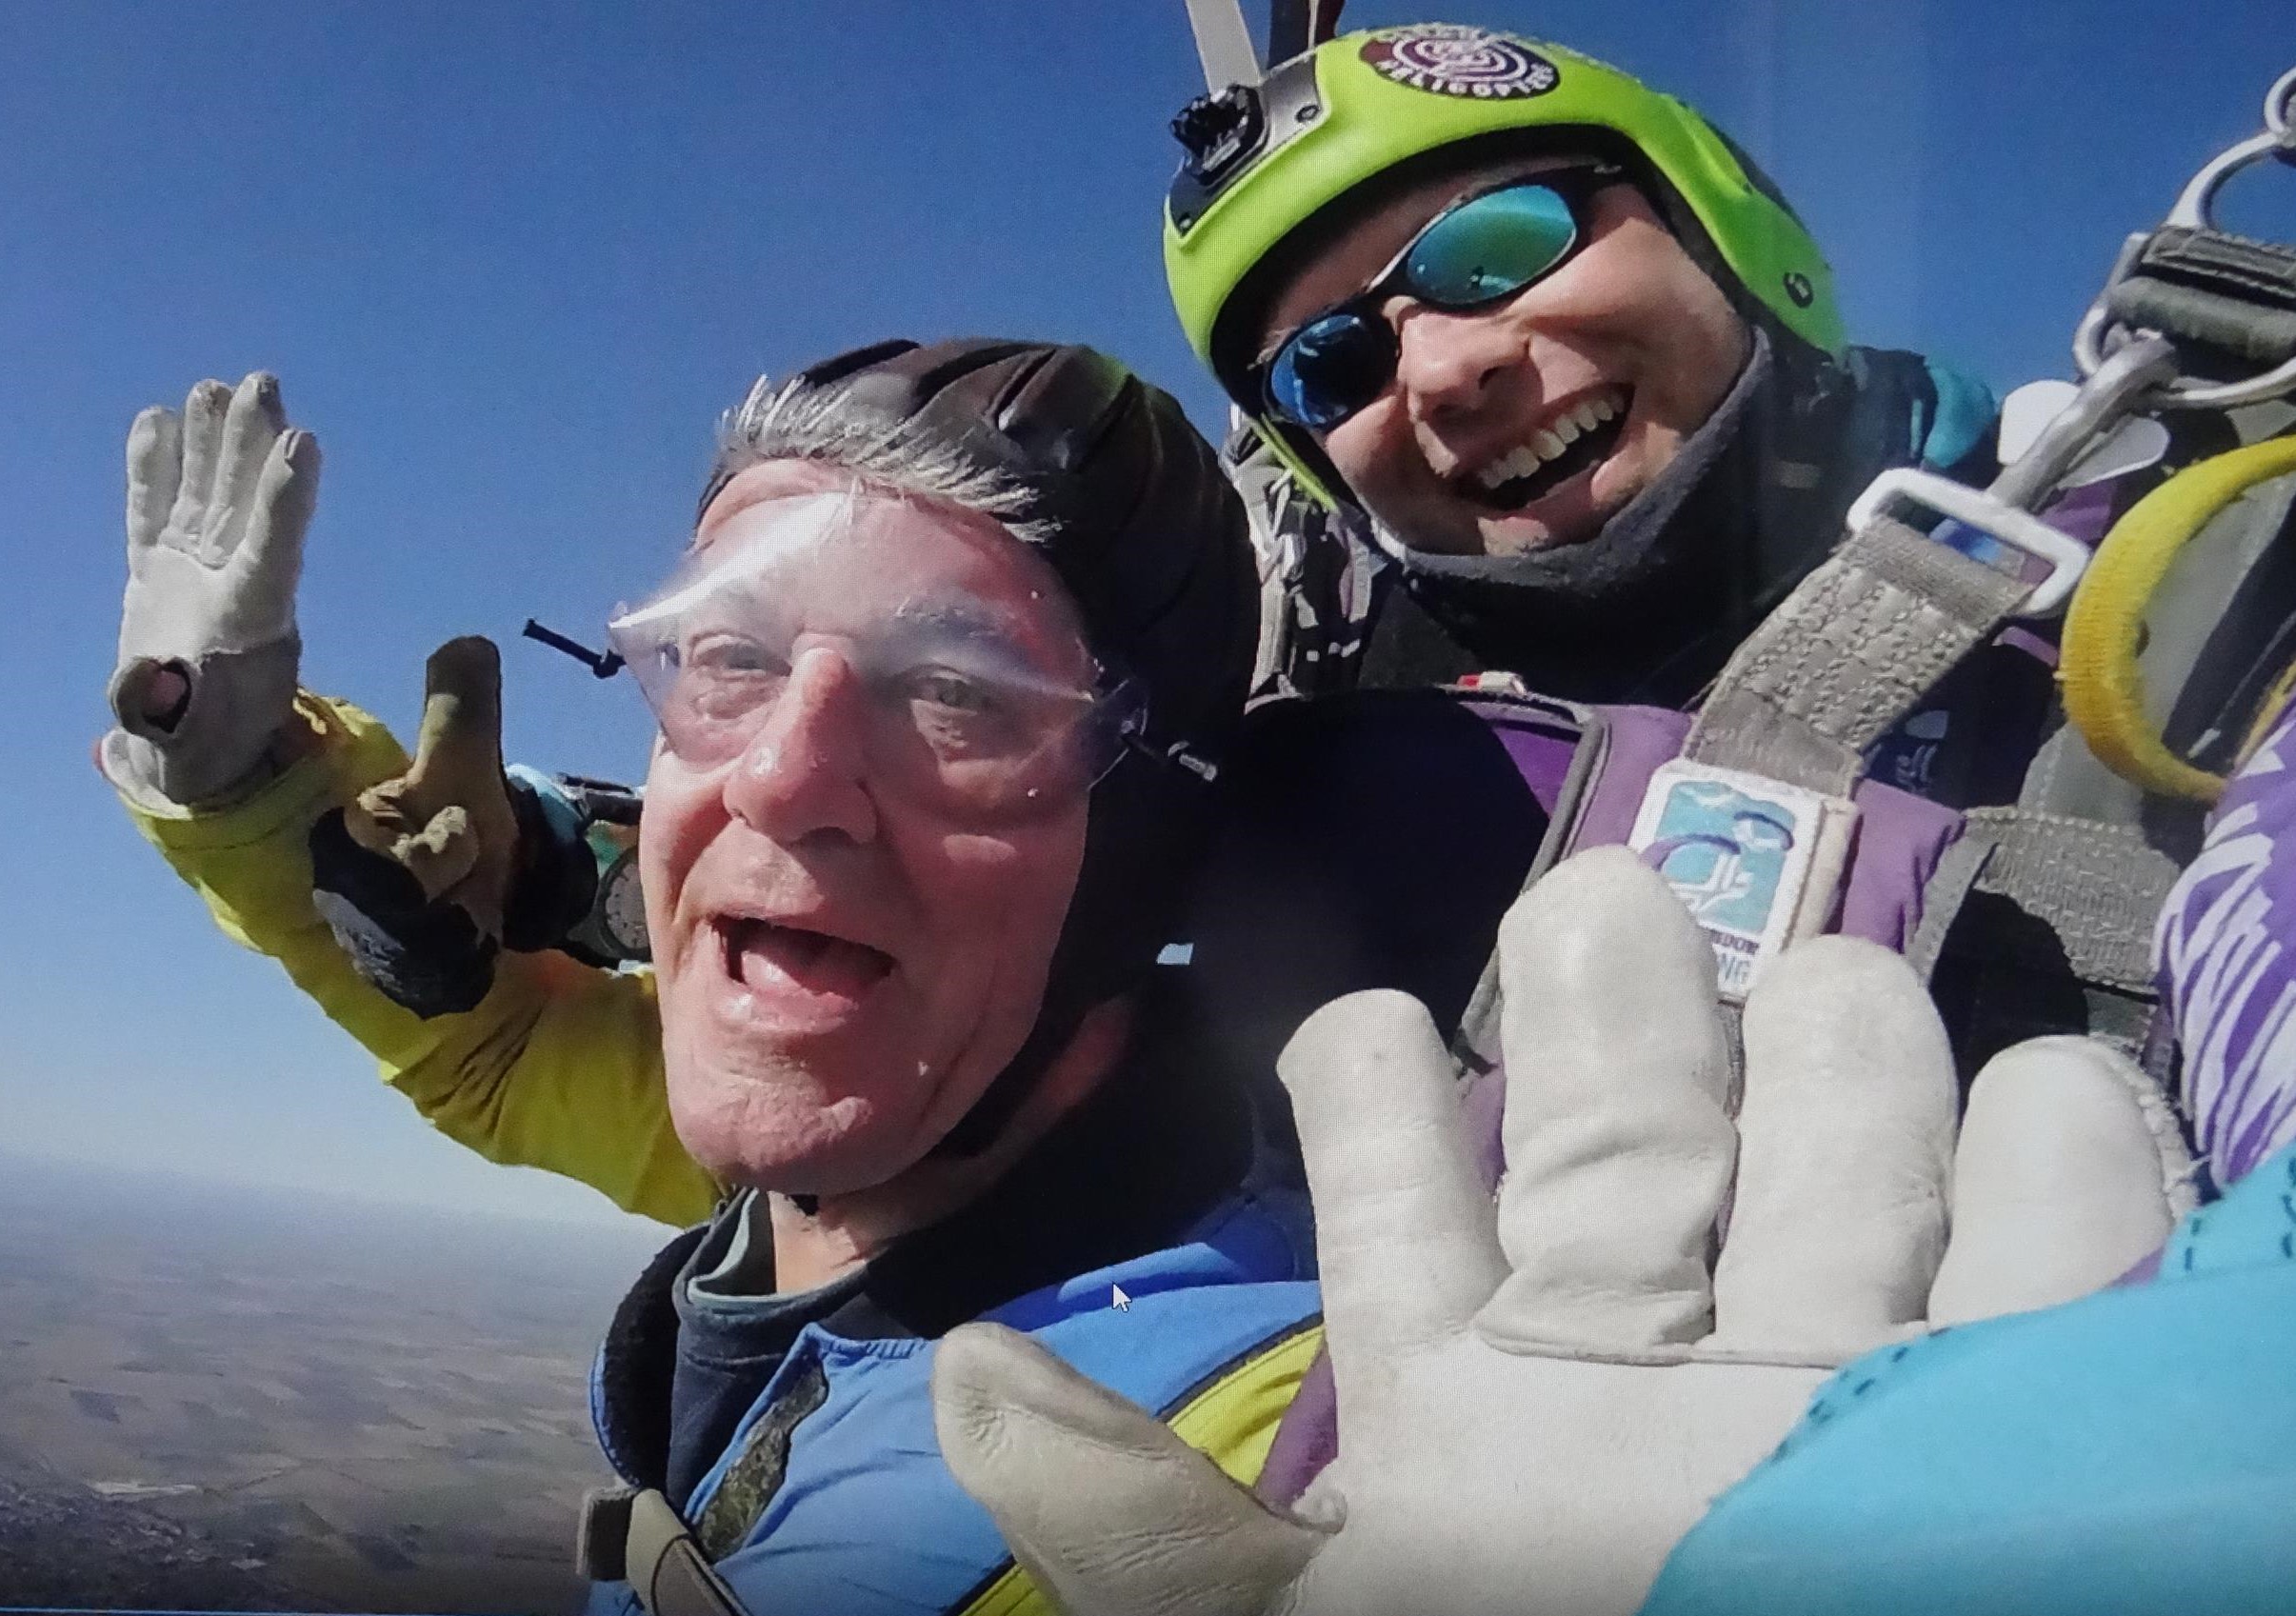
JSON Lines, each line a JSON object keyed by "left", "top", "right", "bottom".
{"left": 1248, "top": 692, "right": 1969, "bottom": 1505}
{"left": 1228, "top": 481, "right": 2237, "bottom": 1506}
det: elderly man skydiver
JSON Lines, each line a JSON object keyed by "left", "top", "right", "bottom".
{"left": 105, "top": 341, "right": 1332, "bottom": 1611}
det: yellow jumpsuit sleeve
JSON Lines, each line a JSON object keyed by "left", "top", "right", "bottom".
{"left": 117, "top": 691, "right": 719, "bottom": 1227}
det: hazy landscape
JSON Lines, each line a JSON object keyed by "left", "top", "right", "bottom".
{"left": 0, "top": 1152, "right": 670, "bottom": 1613}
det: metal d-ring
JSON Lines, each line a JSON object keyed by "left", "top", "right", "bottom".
{"left": 2074, "top": 64, "right": 2296, "bottom": 411}
{"left": 2266, "top": 63, "right": 2296, "bottom": 143}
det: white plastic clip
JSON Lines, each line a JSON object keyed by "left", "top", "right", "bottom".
{"left": 1847, "top": 468, "right": 2092, "bottom": 618}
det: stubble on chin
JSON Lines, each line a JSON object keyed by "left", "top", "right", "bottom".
{"left": 666, "top": 1044, "right": 890, "bottom": 1195}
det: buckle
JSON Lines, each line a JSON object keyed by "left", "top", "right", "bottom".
{"left": 1846, "top": 469, "right": 2092, "bottom": 618}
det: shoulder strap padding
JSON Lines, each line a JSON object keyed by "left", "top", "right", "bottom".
{"left": 578, "top": 1486, "right": 746, "bottom": 1616}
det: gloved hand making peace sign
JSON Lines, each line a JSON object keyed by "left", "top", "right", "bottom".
{"left": 930, "top": 848, "right": 2191, "bottom": 1616}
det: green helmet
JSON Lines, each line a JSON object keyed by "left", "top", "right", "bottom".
{"left": 1165, "top": 23, "right": 1846, "bottom": 505}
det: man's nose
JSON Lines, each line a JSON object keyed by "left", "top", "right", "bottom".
{"left": 1388, "top": 299, "right": 1517, "bottom": 433}
{"left": 721, "top": 645, "right": 880, "bottom": 846}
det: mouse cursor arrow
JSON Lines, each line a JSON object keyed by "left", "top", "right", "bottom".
{"left": 1110, "top": 1284, "right": 1131, "bottom": 1312}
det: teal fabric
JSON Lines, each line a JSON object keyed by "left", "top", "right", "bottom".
{"left": 2166, "top": 1151, "right": 2296, "bottom": 1278}
{"left": 1916, "top": 359, "right": 1999, "bottom": 473}
{"left": 505, "top": 763, "right": 589, "bottom": 847}
{"left": 1640, "top": 1142, "right": 2296, "bottom": 1615}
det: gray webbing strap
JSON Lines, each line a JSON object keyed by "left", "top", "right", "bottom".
{"left": 1960, "top": 808, "right": 2179, "bottom": 995}
{"left": 1905, "top": 829, "right": 1994, "bottom": 986}
{"left": 2106, "top": 226, "right": 2296, "bottom": 369}
{"left": 1684, "top": 515, "right": 2034, "bottom": 795}
{"left": 1450, "top": 701, "right": 1609, "bottom": 1073}
{"left": 1915, "top": 807, "right": 2180, "bottom": 1067}
{"left": 576, "top": 1486, "right": 748, "bottom": 1616}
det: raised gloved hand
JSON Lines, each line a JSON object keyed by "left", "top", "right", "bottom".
{"left": 102, "top": 373, "right": 321, "bottom": 808}
{"left": 336, "top": 635, "right": 523, "bottom": 935}
{"left": 931, "top": 848, "right": 2187, "bottom": 1616}
{"left": 307, "top": 636, "right": 595, "bottom": 1018}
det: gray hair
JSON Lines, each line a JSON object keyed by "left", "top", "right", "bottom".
{"left": 711, "top": 371, "right": 1060, "bottom": 546}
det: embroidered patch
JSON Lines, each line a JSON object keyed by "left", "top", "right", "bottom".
{"left": 1627, "top": 761, "right": 1856, "bottom": 1001}
{"left": 1360, "top": 27, "right": 1559, "bottom": 101}
{"left": 693, "top": 1354, "right": 830, "bottom": 1559}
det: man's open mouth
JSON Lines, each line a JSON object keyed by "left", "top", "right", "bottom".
{"left": 716, "top": 916, "right": 895, "bottom": 1000}
{"left": 1457, "top": 388, "right": 1632, "bottom": 512}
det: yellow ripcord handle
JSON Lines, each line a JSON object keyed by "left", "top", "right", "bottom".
{"left": 2059, "top": 431, "right": 2296, "bottom": 805}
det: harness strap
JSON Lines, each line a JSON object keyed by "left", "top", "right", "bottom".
{"left": 1919, "top": 808, "right": 2183, "bottom": 1070}
{"left": 1905, "top": 830, "right": 1993, "bottom": 986}
{"left": 1450, "top": 695, "right": 1607, "bottom": 1072}
{"left": 1682, "top": 514, "right": 2033, "bottom": 794}
{"left": 577, "top": 1486, "right": 748, "bottom": 1616}
{"left": 2106, "top": 227, "right": 2296, "bottom": 369}
{"left": 1961, "top": 808, "right": 2179, "bottom": 996}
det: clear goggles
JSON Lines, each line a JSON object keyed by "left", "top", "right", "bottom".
{"left": 607, "top": 489, "right": 1145, "bottom": 819}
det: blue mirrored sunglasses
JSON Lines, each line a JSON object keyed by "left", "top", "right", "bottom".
{"left": 1257, "top": 168, "right": 1620, "bottom": 433}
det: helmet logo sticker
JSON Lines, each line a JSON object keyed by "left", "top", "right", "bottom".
{"left": 1783, "top": 271, "right": 1816, "bottom": 308}
{"left": 1360, "top": 27, "right": 1559, "bottom": 101}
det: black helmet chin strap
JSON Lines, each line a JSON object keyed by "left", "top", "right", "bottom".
{"left": 929, "top": 740, "right": 1214, "bottom": 1161}
{"left": 929, "top": 1000, "right": 1088, "bottom": 1161}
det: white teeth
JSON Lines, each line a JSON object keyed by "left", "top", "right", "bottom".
{"left": 1466, "top": 389, "right": 1629, "bottom": 491}
{"left": 1473, "top": 443, "right": 1544, "bottom": 489}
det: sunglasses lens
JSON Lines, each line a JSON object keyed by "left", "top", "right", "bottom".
{"left": 1267, "top": 312, "right": 1399, "bottom": 430}
{"left": 1405, "top": 182, "right": 1581, "bottom": 308}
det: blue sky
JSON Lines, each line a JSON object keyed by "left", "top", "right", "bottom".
{"left": 6, "top": 0, "right": 2291, "bottom": 1227}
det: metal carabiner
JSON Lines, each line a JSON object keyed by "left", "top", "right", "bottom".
{"left": 2075, "top": 65, "right": 2296, "bottom": 410}
{"left": 1990, "top": 334, "right": 2180, "bottom": 510}
{"left": 2268, "top": 63, "right": 2296, "bottom": 145}
{"left": 2075, "top": 64, "right": 2296, "bottom": 411}
{"left": 2160, "top": 63, "right": 2296, "bottom": 230}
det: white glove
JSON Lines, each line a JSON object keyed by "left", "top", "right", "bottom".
{"left": 101, "top": 372, "right": 321, "bottom": 808}
{"left": 931, "top": 848, "right": 2189, "bottom": 1616}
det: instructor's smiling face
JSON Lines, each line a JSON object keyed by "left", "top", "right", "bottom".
{"left": 1260, "top": 160, "right": 1751, "bottom": 558}
{"left": 638, "top": 460, "right": 1094, "bottom": 1197}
